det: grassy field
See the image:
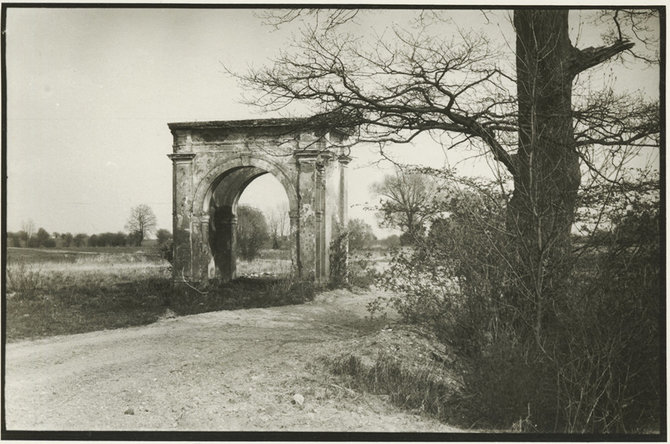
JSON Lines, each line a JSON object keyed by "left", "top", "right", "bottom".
{"left": 5, "top": 247, "right": 313, "bottom": 342}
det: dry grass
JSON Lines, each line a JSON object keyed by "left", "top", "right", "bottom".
{"left": 6, "top": 247, "right": 315, "bottom": 342}
{"left": 236, "top": 258, "right": 292, "bottom": 277}
{"left": 324, "top": 324, "right": 470, "bottom": 428}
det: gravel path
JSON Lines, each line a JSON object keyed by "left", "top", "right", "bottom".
{"left": 5, "top": 289, "right": 460, "bottom": 432}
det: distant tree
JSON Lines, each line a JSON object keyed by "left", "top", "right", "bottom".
{"left": 16, "top": 230, "right": 28, "bottom": 247}
{"left": 21, "top": 220, "right": 36, "bottom": 239}
{"left": 125, "top": 204, "right": 157, "bottom": 247}
{"left": 156, "top": 228, "right": 172, "bottom": 245}
{"left": 372, "top": 170, "right": 438, "bottom": 243}
{"left": 73, "top": 233, "right": 88, "bottom": 247}
{"left": 379, "top": 234, "right": 401, "bottom": 249}
{"left": 236, "top": 205, "right": 270, "bottom": 261}
{"left": 155, "top": 228, "right": 173, "bottom": 263}
{"left": 92, "top": 232, "right": 125, "bottom": 247}
{"left": 113, "top": 232, "right": 128, "bottom": 246}
{"left": 88, "top": 234, "right": 99, "bottom": 247}
{"left": 61, "top": 233, "right": 74, "bottom": 247}
{"left": 98, "top": 232, "right": 112, "bottom": 246}
{"left": 35, "top": 228, "right": 54, "bottom": 248}
{"left": 347, "top": 218, "right": 377, "bottom": 251}
{"left": 267, "top": 203, "right": 290, "bottom": 249}
{"left": 7, "top": 232, "right": 21, "bottom": 247}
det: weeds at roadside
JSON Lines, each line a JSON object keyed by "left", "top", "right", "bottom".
{"left": 6, "top": 252, "right": 318, "bottom": 342}
{"left": 347, "top": 252, "right": 380, "bottom": 289}
{"left": 168, "top": 277, "right": 317, "bottom": 316}
{"left": 325, "top": 351, "right": 466, "bottom": 426}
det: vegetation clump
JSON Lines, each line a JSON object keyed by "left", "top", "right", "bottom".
{"left": 6, "top": 249, "right": 316, "bottom": 342}
{"left": 369, "top": 170, "right": 661, "bottom": 433}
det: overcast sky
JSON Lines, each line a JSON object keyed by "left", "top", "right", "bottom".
{"left": 6, "top": 7, "right": 659, "bottom": 237}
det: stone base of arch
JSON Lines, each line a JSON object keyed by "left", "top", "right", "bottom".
{"left": 168, "top": 118, "right": 350, "bottom": 286}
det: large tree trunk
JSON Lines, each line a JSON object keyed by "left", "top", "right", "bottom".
{"left": 508, "top": 10, "right": 582, "bottom": 339}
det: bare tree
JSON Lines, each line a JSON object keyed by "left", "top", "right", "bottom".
{"left": 21, "top": 219, "right": 36, "bottom": 239}
{"left": 372, "top": 169, "right": 437, "bottom": 242}
{"left": 267, "top": 202, "right": 289, "bottom": 249}
{"left": 125, "top": 204, "right": 157, "bottom": 247}
{"left": 233, "top": 8, "right": 660, "bottom": 338}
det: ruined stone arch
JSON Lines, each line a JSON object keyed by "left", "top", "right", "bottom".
{"left": 168, "top": 118, "right": 350, "bottom": 286}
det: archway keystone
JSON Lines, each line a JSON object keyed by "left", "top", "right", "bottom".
{"left": 167, "top": 118, "right": 350, "bottom": 285}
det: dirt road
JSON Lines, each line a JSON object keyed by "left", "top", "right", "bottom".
{"left": 5, "top": 289, "right": 460, "bottom": 432}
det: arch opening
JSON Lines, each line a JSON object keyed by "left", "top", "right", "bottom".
{"left": 206, "top": 166, "right": 294, "bottom": 281}
{"left": 236, "top": 174, "right": 292, "bottom": 278}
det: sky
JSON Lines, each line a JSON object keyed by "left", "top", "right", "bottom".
{"left": 5, "top": 6, "right": 660, "bottom": 238}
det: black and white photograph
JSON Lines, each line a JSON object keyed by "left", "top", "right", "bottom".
{"left": 2, "top": 3, "right": 664, "bottom": 439}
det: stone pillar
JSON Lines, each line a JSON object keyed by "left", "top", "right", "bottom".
{"left": 294, "top": 152, "right": 318, "bottom": 281}
{"left": 168, "top": 152, "right": 196, "bottom": 283}
{"left": 294, "top": 148, "right": 336, "bottom": 284}
{"left": 289, "top": 209, "right": 300, "bottom": 278}
{"left": 332, "top": 154, "right": 351, "bottom": 284}
{"left": 217, "top": 215, "right": 238, "bottom": 282}
{"left": 338, "top": 154, "right": 351, "bottom": 226}
{"left": 315, "top": 161, "right": 329, "bottom": 283}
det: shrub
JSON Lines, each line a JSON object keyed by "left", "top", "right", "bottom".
{"left": 158, "top": 240, "right": 173, "bottom": 264}
{"left": 372, "top": 171, "right": 661, "bottom": 433}
{"left": 348, "top": 251, "right": 379, "bottom": 289}
{"left": 329, "top": 227, "right": 349, "bottom": 287}
{"left": 6, "top": 261, "right": 45, "bottom": 300}
{"left": 327, "top": 352, "right": 461, "bottom": 424}
{"left": 237, "top": 205, "right": 270, "bottom": 261}
{"left": 347, "top": 218, "right": 376, "bottom": 251}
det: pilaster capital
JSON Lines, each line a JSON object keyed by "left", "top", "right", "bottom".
{"left": 337, "top": 154, "right": 352, "bottom": 165}
{"left": 167, "top": 153, "right": 196, "bottom": 162}
{"left": 294, "top": 149, "right": 336, "bottom": 164}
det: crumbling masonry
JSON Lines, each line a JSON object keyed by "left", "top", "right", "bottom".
{"left": 168, "top": 118, "right": 350, "bottom": 285}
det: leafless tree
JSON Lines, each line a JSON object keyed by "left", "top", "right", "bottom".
{"left": 21, "top": 219, "right": 36, "bottom": 239}
{"left": 125, "top": 204, "right": 157, "bottom": 246}
{"left": 267, "top": 202, "right": 290, "bottom": 249}
{"left": 372, "top": 169, "right": 438, "bottom": 242}
{"left": 232, "top": 8, "right": 660, "bottom": 339}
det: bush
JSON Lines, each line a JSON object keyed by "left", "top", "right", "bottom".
{"left": 374, "top": 183, "right": 508, "bottom": 356}
{"left": 348, "top": 251, "right": 379, "bottom": 288}
{"left": 348, "top": 218, "right": 376, "bottom": 251}
{"left": 372, "top": 171, "right": 661, "bottom": 433}
{"left": 237, "top": 205, "right": 270, "bottom": 261}
{"left": 158, "top": 240, "right": 173, "bottom": 264}
{"left": 329, "top": 227, "right": 349, "bottom": 287}
{"left": 327, "top": 352, "right": 461, "bottom": 424}
{"left": 6, "top": 261, "right": 45, "bottom": 300}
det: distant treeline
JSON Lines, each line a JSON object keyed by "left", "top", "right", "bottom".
{"left": 7, "top": 228, "right": 172, "bottom": 249}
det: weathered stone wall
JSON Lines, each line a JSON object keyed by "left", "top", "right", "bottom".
{"left": 168, "top": 119, "right": 349, "bottom": 286}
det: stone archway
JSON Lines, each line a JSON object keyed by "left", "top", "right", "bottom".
{"left": 167, "top": 118, "right": 350, "bottom": 286}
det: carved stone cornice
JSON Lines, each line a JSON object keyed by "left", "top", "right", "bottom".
{"left": 167, "top": 153, "right": 196, "bottom": 162}
{"left": 293, "top": 149, "right": 336, "bottom": 164}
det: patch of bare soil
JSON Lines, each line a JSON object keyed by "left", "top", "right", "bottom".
{"left": 5, "top": 288, "right": 463, "bottom": 432}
